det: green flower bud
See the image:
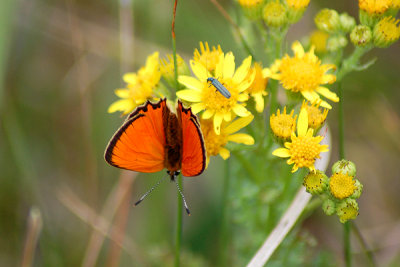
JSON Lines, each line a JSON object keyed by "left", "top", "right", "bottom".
{"left": 350, "top": 25, "right": 372, "bottom": 47}
{"left": 322, "top": 198, "right": 336, "bottom": 216}
{"left": 351, "top": 179, "right": 363, "bottom": 199}
{"left": 339, "top": 13, "right": 356, "bottom": 33}
{"left": 303, "top": 170, "right": 328, "bottom": 195}
{"left": 336, "top": 199, "right": 359, "bottom": 223}
{"left": 315, "top": 9, "right": 340, "bottom": 33}
{"left": 332, "top": 159, "right": 356, "bottom": 177}
{"left": 263, "top": 1, "right": 287, "bottom": 27}
{"left": 326, "top": 35, "right": 348, "bottom": 51}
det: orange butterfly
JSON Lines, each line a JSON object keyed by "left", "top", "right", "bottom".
{"left": 105, "top": 98, "right": 206, "bottom": 214}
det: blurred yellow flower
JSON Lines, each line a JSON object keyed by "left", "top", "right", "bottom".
{"left": 200, "top": 115, "right": 254, "bottom": 164}
{"left": 285, "top": 0, "right": 310, "bottom": 10}
{"left": 373, "top": 16, "right": 400, "bottom": 47}
{"left": 160, "top": 54, "right": 189, "bottom": 87}
{"left": 263, "top": 41, "right": 338, "bottom": 109}
{"left": 246, "top": 62, "right": 268, "bottom": 113}
{"left": 177, "top": 52, "right": 255, "bottom": 134}
{"left": 108, "top": 52, "right": 161, "bottom": 115}
{"left": 270, "top": 107, "right": 297, "bottom": 140}
{"left": 359, "top": 0, "right": 392, "bottom": 15}
{"left": 310, "top": 30, "right": 329, "bottom": 53}
{"left": 272, "top": 108, "right": 329, "bottom": 173}
{"left": 193, "top": 42, "right": 224, "bottom": 73}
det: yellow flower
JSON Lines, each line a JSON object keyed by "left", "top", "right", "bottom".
{"left": 359, "top": 0, "right": 392, "bottom": 15}
{"left": 392, "top": 0, "right": 400, "bottom": 9}
{"left": 303, "top": 170, "right": 328, "bottom": 194}
{"left": 310, "top": 30, "right": 329, "bottom": 53}
{"left": 270, "top": 107, "right": 297, "bottom": 140}
{"left": 200, "top": 115, "right": 254, "bottom": 164}
{"left": 263, "top": 41, "right": 338, "bottom": 109}
{"left": 238, "top": 0, "right": 264, "bottom": 20}
{"left": 373, "top": 16, "right": 400, "bottom": 47}
{"left": 329, "top": 172, "right": 356, "bottom": 200}
{"left": 301, "top": 101, "right": 328, "bottom": 130}
{"left": 286, "top": 0, "right": 310, "bottom": 10}
{"left": 177, "top": 52, "right": 255, "bottom": 134}
{"left": 246, "top": 62, "right": 268, "bottom": 113}
{"left": 263, "top": 1, "right": 287, "bottom": 27}
{"left": 272, "top": 108, "right": 329, "bottom": 173}
{"left": 193, "top": 42, "right": 224, "bottom": 73}
{"left": 108, "top": 52, "right": 161, "bottom": 115}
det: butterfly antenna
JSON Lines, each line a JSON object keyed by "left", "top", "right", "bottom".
{"left": 174, "top": 178, "right": 191, "bottom": 216}
{"left": 134, "top": 175, "right": 168, "bottom": 206}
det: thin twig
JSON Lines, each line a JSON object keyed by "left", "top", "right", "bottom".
{"left": 209, "top": 0, "right": 256, "bottom": 60}
{"left": 21, "top": 207, "right": 43, "bottom": 267}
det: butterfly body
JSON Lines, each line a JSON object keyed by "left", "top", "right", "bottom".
{"left": 105, "top": 98, "right": 206, "bottom": 178}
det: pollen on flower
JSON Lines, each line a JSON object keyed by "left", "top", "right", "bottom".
{"left": 286, "top": 0, "right": 310, "bottom": 10}
{"left": 193, "top": 42, "right": 223, "bottom": 73}
{"left": 359, "top": 0, "right": 392, "bottom": 15}
{"left": 270, "top": 107, "right": 297, "bottom": 140}
{"left": 373, "top": 16, "right": 400, "bottom": 48}
{"left": 285, "top": 134, "right": 325, "bottom": 172}
{"left": 301, "top": 101, "right": 328, "bottom": 130}
{"left": 329, "top": 173, "right": 356, "bottom": 200}
{"left": 263, "top": 41, "right": 338, "bottom": 109}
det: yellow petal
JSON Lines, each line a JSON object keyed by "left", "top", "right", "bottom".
{"left": 115, "top": 89, "right": 130, "bottom": 98}
{"left": 233, "top": 56, "right": 252, "bottom": 84}
{"left": 123, "top": 73, "right": 137, "bottom": 84}
{"left": 291, "top": 165, "right": 299, "bottom": 173}
{"left": 319, "top": 100, "right": 332, "bottom": 109}
{"left": 213, "top": 112, "right": 224, "bottom": 134}
{"left": 223, "top": 111, "right": 231, "bottom": 121}
{"left": 236, "top": 70, "right": 256, "bottom": 92}
{"left": 223, "top": 52, "right": 235, "bottom": 79}
{"left": 301, "top": 90, "right": 320, "bottom": 103}
{"left": 176, "top": 89, "right": 202, "bottom": 102}
{"left": 232, "top": 104, "right": 251, "bottom": 117}
{"left": 202, "top": 109, "right": 214, "bottom": 119}
{"left": 272, "top": 148, "right": 291, "bottom": 158}
{"left": 108, "top": 99, "right": 134, "bottom": 114}
{"left": 316, "top": 87, "right": 339, "bottom": 102}
{"left": 238, "top": 93, "right": 249, "bottom": 102}
{"left": 219, "top": 147, "right": 230, "bottom": 160}
{"left": 224, "top": 115, "right": 254, "bottom": 134}
{"left": 262, "top": 68, "right": 272, "bottom": 78}
{"left": 227, "top": 133, "right": 254, "bottom": 145}
{"left": 297, "top": 108, "right": 308, "bottom": 137}
{"left": 252, "top": 93, "right": 264, "bottom": 113}
{"left": 190, "top": 60, "right": 209, "bottom": 81}
{"left": 191, "top": 103, "right": 206, "bottom": 114}
{"left": 292, "top": 41, "right": 305, "bottom": 57}
{"left": 321, "top": 74, "right": 336, "bottom": 84}
{"left": 178, "top": 76, "right": 203, "bottom": 91}
{"left": 215, "top": 53, "right": 225, "bottom": 79}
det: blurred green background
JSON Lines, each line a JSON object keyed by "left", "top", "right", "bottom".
{"left": 1, "top": 0, "right": 400, "bottom": 266}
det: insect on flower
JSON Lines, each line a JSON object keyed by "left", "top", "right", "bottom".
{"left": 105, "top": 98, "right": 206, "bottom": 215}
{"left": 207, "top": 77, "right": 231, "bottom": 99}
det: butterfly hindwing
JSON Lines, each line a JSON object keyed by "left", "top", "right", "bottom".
{"left": 177, "top": 101, "right": 206, "bottom": 177}
{"left": 105, "top": 99, "right": 167, "bottom": 173}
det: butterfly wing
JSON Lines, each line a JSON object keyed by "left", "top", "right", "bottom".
{"left": 105, "top": 99, "right": 167, "bottom": 173}
{"left": 177, "top": 101, "right": 206, "bottom": 177}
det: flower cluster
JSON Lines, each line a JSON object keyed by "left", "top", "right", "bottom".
{"left": 303, "top": 160, "right": 363, "bottom": 223}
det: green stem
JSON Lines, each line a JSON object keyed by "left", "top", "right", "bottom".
{"left": 351, "top": 222, "right": 376, "bottom": 267}
{"left": 218, "top": 159, "right": 231, "bottom": 266}
{"left": 337, "top": 46, "right": 372, "bottom": 81}
{"left": 232, "top": 151, "right": 259, "bottom": 181}
{"left": 174, "top": 175, "right": 183, "bottom": 267}
{"left": 338, "top": 80, "right": 351, "bottom": 266}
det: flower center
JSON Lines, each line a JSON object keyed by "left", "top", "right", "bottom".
{"left": 201, "top": 78, "right": 239, "bottom": 113}
{"left": 329, "top": 173, "right": 356, "bottom": 199}
{"left": 271, "top": 113, "right": 296, "bottom": 139}
{"left": 279, "top": 56, "right": 323, "bottom": 92}
{"left": 289, "top": 135, "right": 322, "bottom": 168}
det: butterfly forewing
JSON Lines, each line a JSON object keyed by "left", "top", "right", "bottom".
{"left": 105, "top": 99, "right": 167, "bottom": 173}
{"left": 178, "top": 101, "right": 206, "bottom": 177}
